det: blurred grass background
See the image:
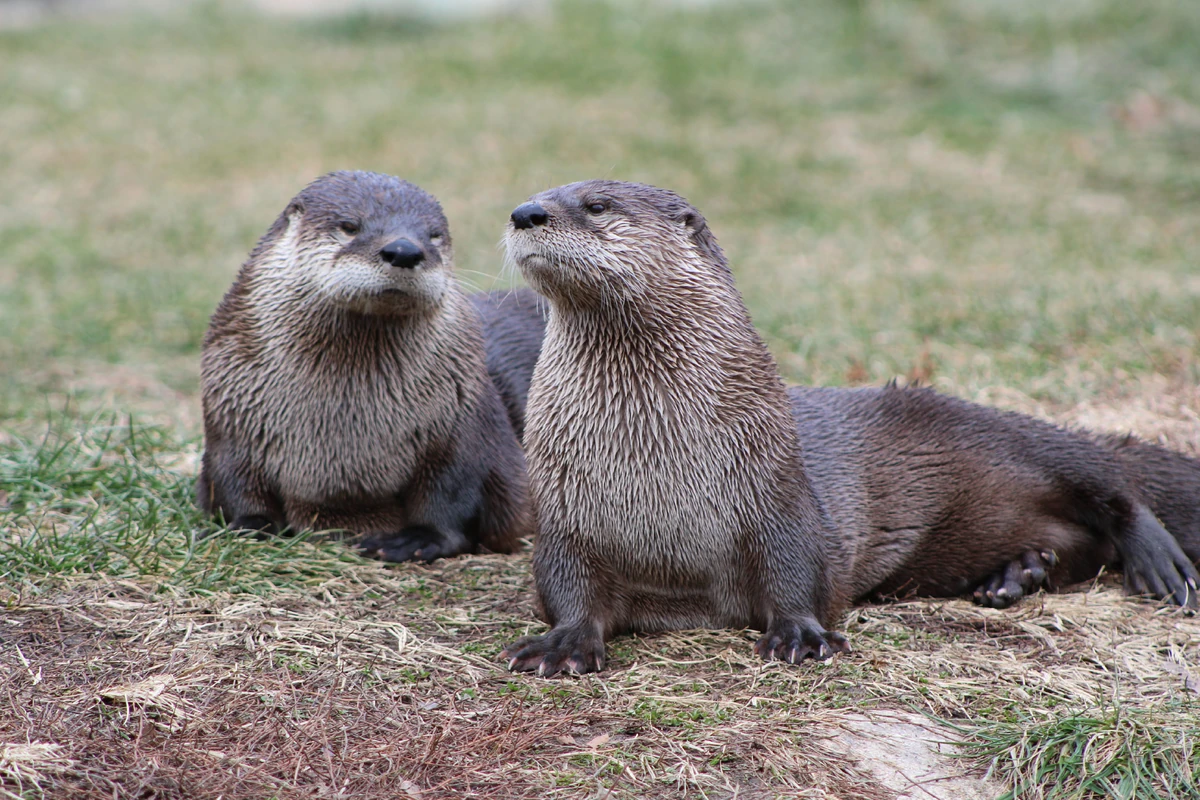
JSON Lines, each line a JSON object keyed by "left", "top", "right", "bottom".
{"left": 2, "top": 0, "right": 1198, "bottom": 431}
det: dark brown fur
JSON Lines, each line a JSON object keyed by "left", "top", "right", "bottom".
{"left": 499, "top": 179, "right": 1199, "bottom": 676}
{"left": 197, "top": 171, "right": 538, "bottom": 562}
{"left": 470, "top": 289, "right": 548, "bottom": 441}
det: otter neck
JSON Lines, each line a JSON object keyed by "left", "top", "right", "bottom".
{"left": 553, "top": 272, "right": 791, "bottom": 401}
{"left": 253, "top": 281, "right": 477, "bottom": 379}
{"left": 539, "top": 275, "right": 798, "bottom": 456}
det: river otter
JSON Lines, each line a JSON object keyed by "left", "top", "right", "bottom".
{"left": 471, "top": 289, "right": 548, "bottom": 441}
{"left": 499, "top": 179, "right": 1199, "bottom": 675}
{"left": 197, "top": 171, "right": 541, "bottom": 562}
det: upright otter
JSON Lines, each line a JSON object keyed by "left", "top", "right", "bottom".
{"left": 197, "top": 171, "right": 541, "bottom": 562}
{"left": 500, "top": 179, "right": 1199, "bottom": 676}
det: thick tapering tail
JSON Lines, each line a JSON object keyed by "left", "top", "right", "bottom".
{"left": 1102, "top": 433, "right": 1200, "bottom": 563}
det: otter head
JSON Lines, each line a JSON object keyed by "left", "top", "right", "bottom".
{"left": 504, "top": 180, "right": 727, "bottom": 311}
{"left": 258, "top": 171, "right": 454, "bottom": 316}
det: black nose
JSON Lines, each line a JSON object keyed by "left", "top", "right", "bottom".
{"left": 379, "top": 238, "right": 425, "bottom": 269}
{"left": 511, "top": 202, "right": 549, "bottom": 230}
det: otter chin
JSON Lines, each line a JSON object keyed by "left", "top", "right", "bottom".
{"left": 499, "top": 179, "right": 1199, "bottom": 677}
{"left": 197, "top": 171, "right": 537, "bottom": 563}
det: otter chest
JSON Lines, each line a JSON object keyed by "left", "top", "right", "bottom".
{"left": 237, "top": 338, "right": 471, "bottom": 504}
{"left": 527, "top": 359, "right": 751, "bottom": 582}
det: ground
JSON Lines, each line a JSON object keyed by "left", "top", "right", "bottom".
{"left": 1, "top": 1, "right": 1199, "bottom": 798}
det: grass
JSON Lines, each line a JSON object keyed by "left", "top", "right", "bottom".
{"left": 1, "top": 0, "right": 1199, "bottom": 797}
{"left": 0, "top": 414, "right": 365, "bottom": 596}
{"left": 962, "top": 704, "right": 1200, "bottom": 800}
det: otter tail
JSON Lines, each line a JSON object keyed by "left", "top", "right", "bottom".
{"left": 1103, "top": 434, "right": 1200, "bottom": 563}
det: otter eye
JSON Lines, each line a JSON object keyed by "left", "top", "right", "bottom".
{"left": 338, "top": 221, "right": 360, "bottom": 236}
{"left": 586, "top": 201, "right": 608, "bottom": 215}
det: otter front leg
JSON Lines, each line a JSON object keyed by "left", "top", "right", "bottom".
{"left": 973, "top": 550, "right": 1057, "bottom": 609}
{"left": 358, "top": 443, "right": 490, "bottom": 563}
{"left": 195, "top": 449, "right": 284, "bottom": 537}
{"left": 754, "top": 507, "right": 851, "bottom": 663}
{"left": 501, "top": 532, "right": 608, "bottom": 676}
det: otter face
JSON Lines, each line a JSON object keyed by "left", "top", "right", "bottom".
{"left": 265, "top": 171, "right": 454, "bottom": 315}
{"left": 504, "top": 180, "right": 721, "bottom": 310}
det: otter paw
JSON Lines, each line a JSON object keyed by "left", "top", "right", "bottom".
{"left": 1119, "top": 509, "right": 1200, "bottom": 609}
{"left": 500, "top": 625, "right": 605, "bottom": 677}
{"left": 753, "top": 620, "right": 850, "bottom": 664}
{"left": 359, "top": 526, "right": 470, "bottom": 563}
{"left": 972, "top": 550, "right": 1056, "bottom": 609}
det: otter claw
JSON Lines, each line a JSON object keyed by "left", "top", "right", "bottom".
{"left": 754, "top": 620, "right": 849, "bottom": 665}
{"left": 973, "top": 549, "right": 1055, "bottom": 609}
{"left": 501, "top": 624, "right": 606, "bottom": 677}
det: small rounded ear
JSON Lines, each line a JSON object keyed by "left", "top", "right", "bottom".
{"left": 678, "top": 210, "right": 707, "bottom": 236}
{"left": 264, "top": 200, "right": 305, "bottom": 243}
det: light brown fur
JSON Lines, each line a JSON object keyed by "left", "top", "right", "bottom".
{"left": 499, "top": 180, "right": 1198, "bottom": 676}
{"left": 198, "top": 171, "right": 530, "bottom": 562}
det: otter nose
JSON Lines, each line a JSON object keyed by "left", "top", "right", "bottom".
{"left": 511, "top": 202, "right": 548, "bottom": 230}
{"left": 380, "top": 238, "right": 425, "bottom": 269}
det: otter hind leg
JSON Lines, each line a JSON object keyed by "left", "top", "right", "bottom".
{"left": 1119, "top": 505, "right": 1199, "bottom": 608}
{"left": 973, "top": 550, "right": 1057, "bottom": 609}
{"left": 359, "top": 525, "right": 471, "bottom": 564}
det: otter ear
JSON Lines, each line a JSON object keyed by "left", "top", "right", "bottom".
{"left": 279, "top": 201, "right": 305, "bottom": 235}
{"left": 677, "top": 209, "right": 707, "bottom": 237}
{"left": 266, "top": 201, "right": 304, "bottom": 243}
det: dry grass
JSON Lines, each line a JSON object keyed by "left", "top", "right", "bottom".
{"left": 3, "top": 450, "right": 1198, "bottom": 798}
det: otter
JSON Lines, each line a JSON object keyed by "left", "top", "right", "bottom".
{"left": 197, "top": 171, "right": 543, "bottom": 562}
{"left": 470, "top": 289, "right": 548, "bottom": 441}
{"left": 499, "top": 179, "right": 1199, "bottom": 676}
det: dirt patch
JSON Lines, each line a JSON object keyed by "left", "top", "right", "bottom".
{"left": 827, "top": 711, "right": 1003, "bottom": 800}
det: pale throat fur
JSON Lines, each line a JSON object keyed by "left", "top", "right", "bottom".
{"left": 203, "top": 220, "right": 486, "bottom": 506}
{"left": 520, "top": 216, "right": 801, "bottom": 593}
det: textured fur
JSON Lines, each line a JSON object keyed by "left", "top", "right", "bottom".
{"left": 500, "top": 179, "right": 1199, "bottom": 675}
{"left": 197, "top": 171, "right": 532, "bottom": 561}
{"left": 470, "top": 288, "right": 548, "bottom": 440}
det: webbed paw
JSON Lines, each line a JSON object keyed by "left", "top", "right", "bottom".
{"left": 753, "top": 619, "right": 850, "bottom": 664}
{"left": 973, "top": 550, "right": 1056, "bottom": 609}
{"left": 359, "top": 526, "right": 470, "bottom": 563}
{"left": 1120, "top": 508, "right": 1199, "bottom": 608}
{"left": 500, "top": 624, "right": 605, "bottom": 677}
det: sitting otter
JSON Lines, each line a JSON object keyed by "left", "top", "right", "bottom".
{"left": 499, "top": 179, "right": 1199, "bottom": 675}
{"left": 197, "top": 171, "right": 543, "bottom": 562}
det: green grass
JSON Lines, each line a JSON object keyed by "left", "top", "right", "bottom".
{"left": 0, "top": 415, "right": 366, "bottom": 595}
{"left": 959, "top": 703, "right": 1200, "bottom": 800}
{"left": 3, "top": 0, "right": 1200, "bottom": 420}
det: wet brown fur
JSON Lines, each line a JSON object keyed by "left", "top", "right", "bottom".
{"left": 197, "top": 171, "right": 536, "bottom": 562}
{"left": 500, "top": 179, "right": 1199, "bottom": 675}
